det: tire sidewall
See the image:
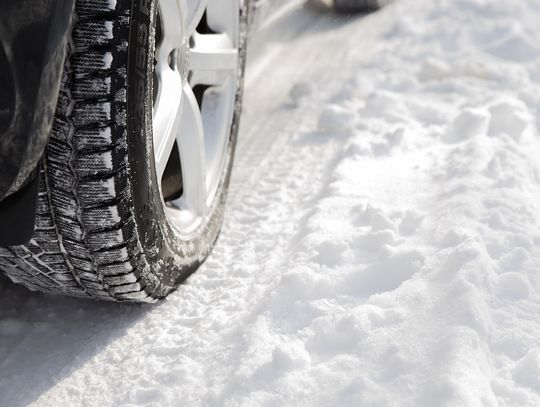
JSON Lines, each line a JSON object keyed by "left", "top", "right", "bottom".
{"left": 126, "top": 0, "right": 246, "bottom": 297}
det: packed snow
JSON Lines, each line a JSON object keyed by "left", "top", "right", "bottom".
{"left": 2, "top": 0, "right": 540, "bottom": 405}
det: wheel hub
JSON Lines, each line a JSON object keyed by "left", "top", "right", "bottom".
{"left": 169, "top": 41, "right": 191, "bottom": 79}
{"left": 179, "top": 45, "right": 191, "bottom": 79}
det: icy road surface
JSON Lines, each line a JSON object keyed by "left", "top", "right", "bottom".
{"left": 2, "top": 0, "right": 540, "bottom": 405}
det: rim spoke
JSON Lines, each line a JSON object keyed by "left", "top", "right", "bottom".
{"left": 175, "top": 83, "right": 207, "bottom": 215}
{"left": 154, "top": 69, "right": 183, "bottom": 179}
{"left": 158, "top": 0, "right": 184, "bottom": 54}
{"left": 189, "top": 33, "right": 238, "bottom": 86}
{"left": 205, "top": 0, "right": 238, "bottom": 40}
{"left": 180, "top": 0, "right": 207, "bottom": 36}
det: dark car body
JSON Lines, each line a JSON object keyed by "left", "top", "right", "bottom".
{"left": 0, "top": 0, "right": 75, "bottom": 245}
{"left": 0, "top": 0, "right": 77, "bottom": 198}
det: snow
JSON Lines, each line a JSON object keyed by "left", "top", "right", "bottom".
{"left": 102, "top": 52, "right": 113, "bottom": 69}
{"left": 2, "top": 0, "right": 540, "bottom": 405}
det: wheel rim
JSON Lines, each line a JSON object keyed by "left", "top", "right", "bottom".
{"left": 152, "top": 0, "right": 240, "bottom": 238}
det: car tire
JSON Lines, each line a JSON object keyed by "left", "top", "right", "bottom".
{"left": 0, "top": 0, "right": 247, "bottom": 302}
{"left": 334, "top": 0, "right": 383, "bottom": 12}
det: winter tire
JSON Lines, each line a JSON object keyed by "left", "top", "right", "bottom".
{"left": 0, "top": 0, "right": 247, "bottom": 302}
{"left": 334, "top": 0, "right": 385, "bottom": 13}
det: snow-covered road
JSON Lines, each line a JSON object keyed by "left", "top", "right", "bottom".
{"left": 2, "top": 0, "right": 540, "bottom": 405}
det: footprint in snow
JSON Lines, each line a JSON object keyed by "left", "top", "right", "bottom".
{"left": 491, "top": 332, "right": 529, "bottom": 361}
{"left": 314, "top": 239, "right": 348, "bottom": 267}
{"left": 352, "top": 204, "right": 396, "bottom": 231}
{"left": 496, "top": 272, "right": 531, "bottom": 301}
{"left": 498, "top": 247, "right": 530, "bottom": 270}
{"left": 288, "top": 81, "right": 314, "bottom": 107}
{"left": 342, "top": 250, "right": 425, "bottom": 298}
{"left": 399, "top": 211, "right": 424, "bottom": 236}
{"left": 442, "top": 108, "right": 490, "bottom": 144}
{"left": 484, "top": 157, "right": 502, "bottom": 180}
{"left": 317, "top": 105, "right": 357, "bottom": 134}
{"left": 513, "top": 350, "right": 540, "bottom": 392}
{"left": 370, "top": 128, "right": 405, "bottom": 156}
{"left": 434, "top": 239, "right": 481, "bottom": 278}
{"left": 486, "top": 33, "right": 540, "bottom": 62}
{"left": 488, "top": 99, "right": 531, "bottom": 140}
{"left": 378, "top": 345, "right": 414, "bottom": 382}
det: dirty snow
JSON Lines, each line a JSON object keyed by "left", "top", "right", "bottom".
{"left": 2, "top": 0, "right": 540, "bottom": 405}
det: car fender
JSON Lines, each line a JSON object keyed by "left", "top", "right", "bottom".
{"left": 0, "top": 0, "right": 75, "bottom": 245}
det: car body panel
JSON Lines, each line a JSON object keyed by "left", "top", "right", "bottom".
{"left": 0, "top": 0, "right": 75, "bottom": 201}
{"left": 0, "top": 0, "right": 75, "bottom": 245}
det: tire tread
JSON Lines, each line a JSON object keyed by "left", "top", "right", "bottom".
{"left": 0, "top": 0, "right": 154, "bottom": 302}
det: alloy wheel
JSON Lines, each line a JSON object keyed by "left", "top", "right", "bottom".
{"left": 153, "top": 0, "right": 240, "bottom": 238}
